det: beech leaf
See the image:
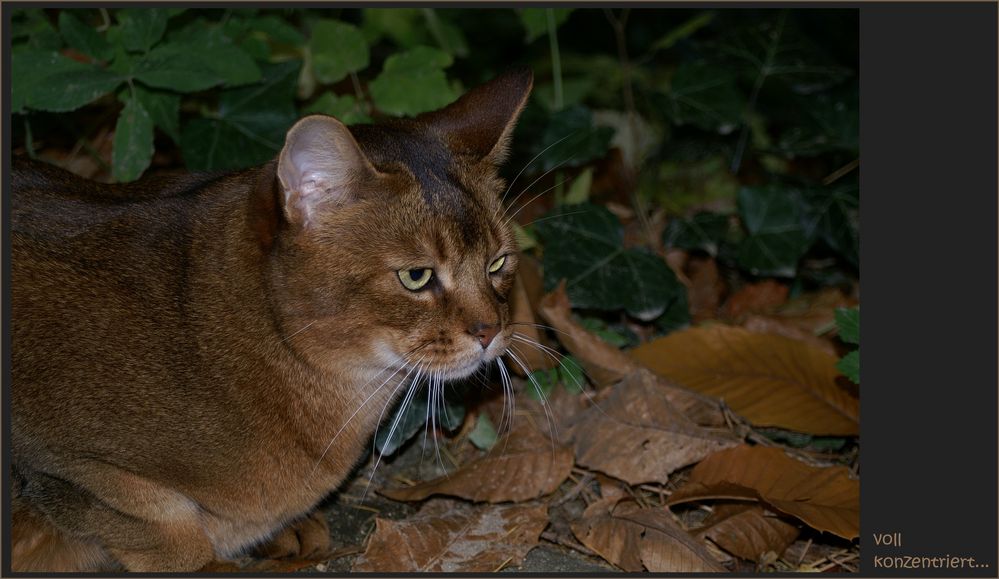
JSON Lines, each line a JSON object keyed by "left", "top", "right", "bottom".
{"left": 630, "top": 324, "right": 859, "bottom": 435}
{"left": 667, "top": 445, "right": 860, "bottom": 540}
{"left": 572, "top": 501, "right": 726, "bottom": 572}
{"left": 380, "top": 427, "right": 572, "bottom": 503}
{"left": 352, "top": 500, "right": 548, "bottom": 572}
{"left": 695, "top": 503, "right": 800, "bottom": 562}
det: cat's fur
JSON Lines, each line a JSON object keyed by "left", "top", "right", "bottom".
{"left": 10, "top": 68, "right": 533, "bottom": 572}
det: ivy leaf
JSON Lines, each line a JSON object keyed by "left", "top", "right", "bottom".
{"left": 375, "top": 387, "right": 466, "bottom": 457}
{"left": 718, "top": 12, "right": 851, "bottom": 95}
{"left": 835, "top": 307, "right": 859, "bottom": 345}
{"left": 662, "top": 61, "right": 744, "bottom": 134}
{"left": 799, "top": 183, "right": 859, "bottom": 267}
{"left": 736, "top": 185, "right": 810, "bottom": 277}
{"left": 837, "top": 351, "right": 859, "bottom": 385}
{"left": 517, "top": 8, "right": 573, "bottom": 44}
{"left": 535, "top": 203, "right": 687, "bottom": 321}
{"left": 112, "top": 93, "right": 154, "bottom": 182}
{"left": 181, "top": 61, "right": 300, "bottom": 171}
{"left": 16, "top": 53, "right": 124, "bottom": 113}
{"left": 303, "top": 93, "right": 372, "bottom": 125}
{"left": 370, "top": 46, "right": 457, "bottom": 117}
{"left": 663, "top": 212, "right": 731, "bottom": 256}
{"left": 776, "top": 83, "right": 859, "bottom": 157}
{"left": 133, "top": 85, "right": 180, "bottom": 143}
{"left": 310, "top": 19, "right": 369, "bottom": 84}
{"left": 58, "top": 11, "right": 113, "bottom": 61}
{"left": 116, "top": 8, "right": 170, "bottom": 53}
{"left": 519, "top": 105, "right": 615, "bottom": 173}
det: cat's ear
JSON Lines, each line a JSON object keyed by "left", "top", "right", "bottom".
{"left": 277, "top": 115, "right": 377, "bottom": 227}
{"left": 423, "top": 66, "right": 534, "bottom": 165}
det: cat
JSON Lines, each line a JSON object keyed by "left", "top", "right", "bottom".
{"left": 10, "top": 67, "right": 533, "bottom": 572}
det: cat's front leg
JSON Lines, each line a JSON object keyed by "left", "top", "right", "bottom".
{"left": 252, "top": 509, "right": 332, "bottom": 560}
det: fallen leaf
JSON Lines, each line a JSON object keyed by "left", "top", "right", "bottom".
{"left": 508, "top": 267, "right": 554, "bottom": 375}
{"left": 667, "top": 445, "right": 859, "bottom": 540}
{"left": 631, "top": 325, "right": 859, "bottom": 435}
{"left": 686, "top": 255, "right": 726, "bottom": 322}
{"left": 773, "top": 287, "right": 857, "bottom": 335}
{"left": 743, "top": 314, "right": 837, "bottom": 356}
{"left": 695, "top": 503, "right": 800, "bottom": 562}
{"left": 538, "top": 281, "right": 644, "bottom": 387}
{"left": 570, "top": 370, "right": 738, "bottom": 485}
{"left": 352, "top": 500, "right": 548, "bottom": 572}
{"left": 380, "top": 427, "right": 572, "bottom": 503}
{"left": 572, "top": 501, "right": 726, "bottom": 572}
{"left": 723, "top": 280, "right": 789, "bottom": 321}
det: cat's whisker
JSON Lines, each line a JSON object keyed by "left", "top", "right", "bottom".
{"left": 281, "top": 319, "right": 318, "bottom": 342}
{"left": 501, "top": 161, "right": 574, "bottom": 225}
{"left": 510, "top": 332, "right": 612, "bottom": 420}
{"left": 505, "top": 347, "right": 558, "bottom": 461}
{"left": 502, "top": 175, "right": 573, "bottom": 230}
{"left": 507, "top": 321, "right": 572, "bottom": 339}
{"left": 363, "top": 362, "right": 427, "bottom": 502}
{"left": 496, "top": 131, "right": 579, "bottom": 217}
{"left": 519, "top": 208, "right": 591, "bottom": 229}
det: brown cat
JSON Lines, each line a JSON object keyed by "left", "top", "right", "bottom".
{"left": 10, "top": 68, "right": 533, "bottom": 572}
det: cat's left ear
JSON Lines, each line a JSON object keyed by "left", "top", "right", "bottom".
{"left": 423, "top": 66, "right": 534, "bottom": 165}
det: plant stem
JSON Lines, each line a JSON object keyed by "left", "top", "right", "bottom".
{"left": 23, "top": 116, "right": 37, "bottom": 159}
{"left": 547, "top": 9, "right": 565, "bottom": 204}
{"left": 350, "top": 72, "right": 368, "bottom": 113}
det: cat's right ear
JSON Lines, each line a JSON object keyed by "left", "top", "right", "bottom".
{"left": 277, "top": 115, "right": 377, "bottom": 228}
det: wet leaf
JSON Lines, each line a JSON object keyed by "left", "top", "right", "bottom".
{"left": 570, "top": 370, "right": 737, "bottom": 485}
{"left": 668, "top": 445, "right": 859, "bottom": 540}
{"left": 535, "top": 203, "right": 686, "bottom": 320}
{"left": 695, "top": 503, "right": 800, "bottom": 562}
{"left": 310, "top": 19, "right": 369, "bottom": 84}
{"left": 572, "top": 501, "right": 726, "bottom": 572}
{"left": 112, "top": 93, "right": 154, "bottom": 182}
{"left": 380, "top": 427, "right": 572, "bottom": 503}
{"left": 631, "top": 325, "right": 858, "bottom": 435}
{"left": 353, "top": 499, "right": 548, "bottom": 572}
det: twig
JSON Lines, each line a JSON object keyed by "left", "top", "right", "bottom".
{"left": 822, "top": 158, "right": 860, "bottom": 185}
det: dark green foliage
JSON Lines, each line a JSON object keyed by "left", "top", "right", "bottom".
{"left": 836, "top": 307, "right": 860, "bottom": 384}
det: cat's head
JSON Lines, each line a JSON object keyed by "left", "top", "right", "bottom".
{"left": 271, "top": 67, "right": 533, "bottom": 383}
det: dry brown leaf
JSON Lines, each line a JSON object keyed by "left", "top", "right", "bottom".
{"left": 570, "top": 370, "right": 738, "bottom": 485}
{"left": 538, "top": 282, "right": 644, "bottom": 387}
{"left": 508, "top": 268, "right": 554, "bottom": 375}
{"left": 687, "top": 255, "right": 726, "bottom": 322}
{"left": 667, "top": 445, "right": 859, "bottom": 540}
{"left": 572, "top": 502, "right": 726, "bottom": 572}
{"left": 380, "top": 427, "right": 572, "bottom": 503}
{"left": 665, "top": 248, "right": 692, "bottom": 286}
{"left": 695, "top": 503, "right": 800, "bottom": 562}
{"left": 723, "top": 280, "right": 789, "bottom": 321}
{"left": 743, "top": 314, "right": 837, "bottom": 356}
{"left": 352, "top": 499, "right": 548, "bottom": 572}
{"left": 773, "top": 287, "right": 857, "bottom": 335}
{"left": 630, "top": 325, "right": 858, "bottom": 435}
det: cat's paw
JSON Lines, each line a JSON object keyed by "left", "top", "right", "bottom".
{"left": 254, "top": 511, "right": 332, "bottom": 561}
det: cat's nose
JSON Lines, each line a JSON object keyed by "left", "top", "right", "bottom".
{"left": 468, "top": 322, "right": 500, "bottom": 349}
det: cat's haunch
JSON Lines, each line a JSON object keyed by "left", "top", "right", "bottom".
{"left": 11, "top": 67, "right": 533, "bottom": 572}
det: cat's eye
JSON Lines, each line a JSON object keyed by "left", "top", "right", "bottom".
{"left": 488, "top": 255, "right": 506, "bottom": 274}
{"left": 399, "top": 268, "right": 433, "bottom": 291}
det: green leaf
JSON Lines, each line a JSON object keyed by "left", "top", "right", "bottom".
{"left": 375, "top": 387, "right": 466, "bottom": 457}
{"left": 309, "top": 19, "right": 369, "bottom": 84}
{"left": 468, "top": 413, "right": 498, "bottom": 451}
{"left": 650, "top": 11, "right": 715, "bottom": 52}
{"left": 534, "top": 77, "right": 594, "bottom": 112}
{"left": 517, "top": 8, "right": 573, "bottom": 44}
{"left": 526, "top": 368, "right": 558, "bottom": 402}
{"left": 12, "top": 9, "right": 62, "bottom": 52}
{"left": 369, "top": 46, "right": 457, "bottom": 117}
{"left": 116, "top": 8, "right": 170, "bottom": 53}
{"left": 133, "top": 85, "right": 180, "bottom": 143}
{"left": 134, "top": 44, "right": 224, "bottom": 93}
{"left": 181, "top": 61, "right": 301, "bottom": 171}
{"left": 663, "top": 212, "right": 731, "bottom": 256}
{"left": 362, "top": 9, "right": 429, "bottom": 47}
{"left": 535, "top": 203, "right": 687, "bottom": 321}
{"left": 718, "top": 12, "right": 851, "bottom": 95}
{"left": 736, "top": 185, "right": 810, "bottom": 277}
{"left": 799, "top": 182, "right": 859, "bottom": 267}
{"left": 777, "top": 83, "right": 859, "bottom": 157}
{"left": 112, "top": 93, "right": 155, "bottom": 182}
{"left": 837, "top": 350, "right": 859, "bottom": 385}
{"left": 558, "top": 356, "right": 585, "bottom": 393}
{"left": 18, "top": 56, "right": 125, "bottom": 112}
{"left": 161, "top": 23, "right": 262, "bottom": 87}
{"left": 835, "top": 307, "right": 859, "bottom": 345}
{"left": 303, "top": 93, "right": 372, "bottom": 125}
{"left": 662, "top": 61, "right": 744, "bottom": 133}
{"left": 579, "top": 317, "right": 632, "bottom": 348}
{"left": 520, "top": 106, "right": 615, "bottom": 172}
{"left": 59, "top": 11, "right": 113, "bottom": 61}
{"left": 248, "top": 15, "right": 306, "bottom": 45}
{"left": 564, "top": 167, "right": 593, "bottom": 205}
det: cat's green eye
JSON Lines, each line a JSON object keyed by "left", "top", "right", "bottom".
{"left": 399, "top": 268, "right": 433, "bottom": 291}
{"left": 488, "top": 255, "right": 506, "bottom": 274}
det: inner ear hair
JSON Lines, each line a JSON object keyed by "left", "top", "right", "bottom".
{"left": 277, "top": 115, "right": 377, "bottom": 227}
